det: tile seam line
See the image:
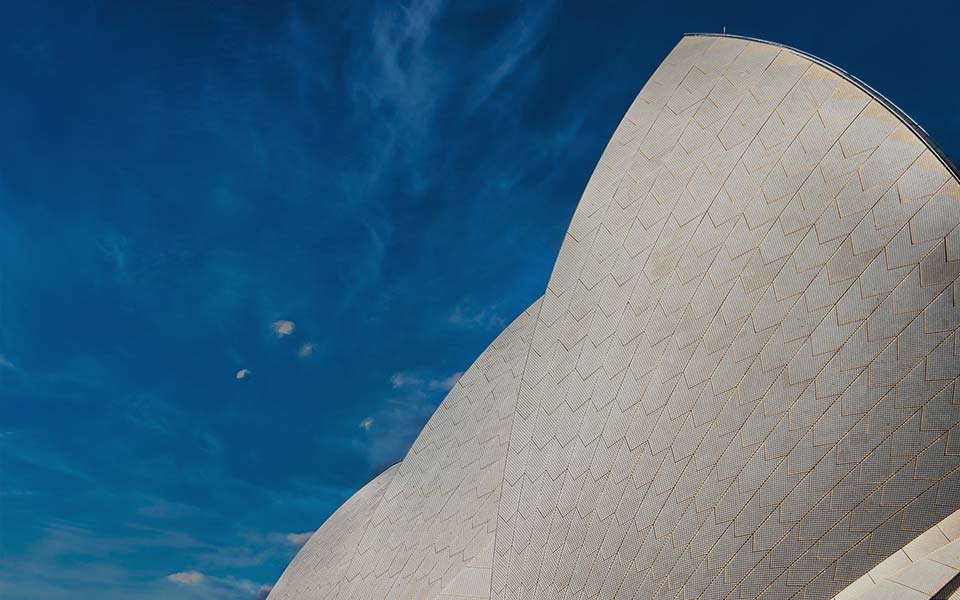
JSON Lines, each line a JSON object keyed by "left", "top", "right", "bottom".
{"left": 741, "top": 366, "right": 960, "bottom": 600}
{"left": 599, "top": 52, "right": 833, "bottom": 600}
{"left": 624, "top": 76, "right": 894, "bottom": 597}
{"left": 488, "top": 300, "right": 547, "bottom": 598}
{"left": 512, "top": 40, "right": 780, "bottom": 596}
{"left": 380, "top": 302, "right": 539, "bottom": 600}
{"left": 683, "top": 33, "right": 960, "bottom": 184}
{"left": 657, "top": 140, "right": 946, "bottom": 598}
{"left": 489, "top": 36, "right": 725, "bottom": 598}
{"left": 688, "top": 192, "right": 960, "bottom": 600}
{"left": 303, "top": 461, "right": 399, "bottom": 599}
{"left": 616, "top": 107, "right": 879, "bottom": 589}
{"left": 506, "top": 40, "right": 847, "bottom": 596}
{"left": 781, "top": 455, "right": 960, "bottom": 600}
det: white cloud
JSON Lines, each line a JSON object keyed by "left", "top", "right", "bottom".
{"left": 166, "top": 570, "right": 270, "bottom": 597}
{"left": 285, "top": 531, "right": 314, "bottom": 546}
{"left": 390, "top": 372, "right": 422, "bottom": 388}
{"left": 364, "top": 368, "right": 463, "bottom": 465}
{"left": 235, "top": 369, "right": 250, "bottom": 380}
{"left": 255, "top": 585, "right": 273, "bottom": 600}
{"left": 298, "top": 342, "right": 314, "bottom": 358}
{"left": 360, "top": 393, "right": 436, "bottom": 468}
{"left": 391, "top": 371, "right": 462, "bottom": 392}
{"left": 428, "top": 371, "right": 463, "bottom": 392}
{"left": 167, "top": 571, "right": 204, "bottom": 585}
{"left": 272, "top": 320, "right": 295, "bottom": 337}
{"left": 448, "top": 304, "right": 505, "bottom": 330}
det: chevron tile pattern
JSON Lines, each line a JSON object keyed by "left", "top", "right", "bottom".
{"left": 831, "top": 509, "right": 960, "bottom": 600}
{"left": 269, "top": 299, "right": 542, "bottom": 600}
{"left": 269, "top": 464, "right": 398, "bottom": 600}
{"left": 268, "top": 35, "right": 960, "bottom": 600}
{"left": 492, "top": 35, "right": 960, "bottom": 600}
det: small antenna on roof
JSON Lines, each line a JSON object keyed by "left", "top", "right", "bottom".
{"left": 723, "top": 25, "right": 727, "bottom": 34}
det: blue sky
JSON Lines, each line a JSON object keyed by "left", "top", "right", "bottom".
{"left": 1, "top": 1, "right": 958, "bottom": 598}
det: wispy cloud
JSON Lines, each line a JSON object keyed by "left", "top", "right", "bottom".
{"left": 359, "top": 0, "right": 444, "bottom": 134}
{"left": 389, "top": 372, "right": 422, "bottom": 388}
{"left": 358, "top": 368, "right": 463, "bottom": 468}
{"left": 448, "top": 304, "right": 506, "bottom": 330}
{"left": 0, "top": 521, "right": 269, "bottom": 600}
{"left": 284, "top": 531, "right": 314, "bottom": 546}
{"left": 271, "top": 320, "right": 295, "bottom": 337}
{"left": 167, "top": 571, "right": 204, "bottom": 585}
{"left": 359, "top": 392, "right": 436, "bottom": 469}
{"left": 390, "top": 370, "right": 462, "bottom": 392}
{"left": 163, "top": 572, "right": 272, "bottom": 600}
{"left": 0, "top": 517, "right": 297, "bottom": 600}
{"left": 190, "top": 530, "right": 318, "bottom": 569}
{"left": 136, "top": 498, "right": 208, "bottom": 520}
{"left": 255, "top": 585, "right": 273, "bottom": 600}
{"left": 466, "top": 1, "right": 556, "bottom": 111}
{"left": 339, "top": 0, "right": 446, "bottom": 204}
{"left": 0, "top": 1, "right": 578, "bottom": 598}
{"left": 96, "top": 232, "right": 133, "bottom": 283}
{"left": 428, "top": 371, "right": 462, "bottom": 392}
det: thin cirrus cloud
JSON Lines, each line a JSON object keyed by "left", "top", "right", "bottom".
{"left": 163, "top": 570, "right": 271, "bottom": 599}
{"left": 448, "top": 304, "right": 506, "bottom": 330}
{"left": 388, "top": 372, "right": 423, "bottom": 388}
{"left": 0, "top": 1, "right": 573, "bottom": 599}
{"left": 464, "top": 0, "right": 556, "bottom": 111}
{"left": 390, "top": 370, "right": 463, "bottom": 392}
{"left": 166, "top": 571, "right": 204, "bottom": 585}
{"left": 254, "top": 585, "right": 273, "bottom": 600}
{"left": 429, "top": 371, "right": 463, "bottom": 392}
{"left": 285, "top": 531, "right": 314, "bottom": 546}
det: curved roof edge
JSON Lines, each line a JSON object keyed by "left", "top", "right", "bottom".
{"left": 684, "top": 33, "right": 960, "bottom": 183}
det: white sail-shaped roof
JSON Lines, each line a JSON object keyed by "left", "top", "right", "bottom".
{"left": 270, "top": 35, "right": 960, "bottom": 600}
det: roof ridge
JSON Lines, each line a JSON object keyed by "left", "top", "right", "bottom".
{"left": 683, "top": 33, "right": 960, "bottom": 183}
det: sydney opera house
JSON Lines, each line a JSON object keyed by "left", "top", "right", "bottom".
{"left": 269, "top": 35, "right": 960, "bottom": 600}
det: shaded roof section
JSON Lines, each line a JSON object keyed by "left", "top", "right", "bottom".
{"left": 831, "top": 509, "right": 960, "bottom": 600}
{"left": 685, "top": 33, "right": 960, "bottom": 183}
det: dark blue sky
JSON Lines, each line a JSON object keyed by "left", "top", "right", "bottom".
{"left": 1, "top": 1, "right": 958, "bottom": 598}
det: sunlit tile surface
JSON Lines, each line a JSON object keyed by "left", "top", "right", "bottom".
{"left": 269, "top": 35, "right": 960, "bottom": 600}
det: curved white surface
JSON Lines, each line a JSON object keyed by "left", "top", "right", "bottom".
{"left": 269, "top": 464, "right": 397, "bottom": 599}
{"left": 271, "top": 34, "right": 960, "bottom": 600}
{"left": 270, "top": 298, "right": 541, "bottom": 600}
{"left": 493, "top": 35, "right": 960, "bottom": 600}
{"left": 336, "top": 298, "right": 540, "bottom": 600}
{"left": 831, "top": 509, "right": 960, "bottom": 600}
